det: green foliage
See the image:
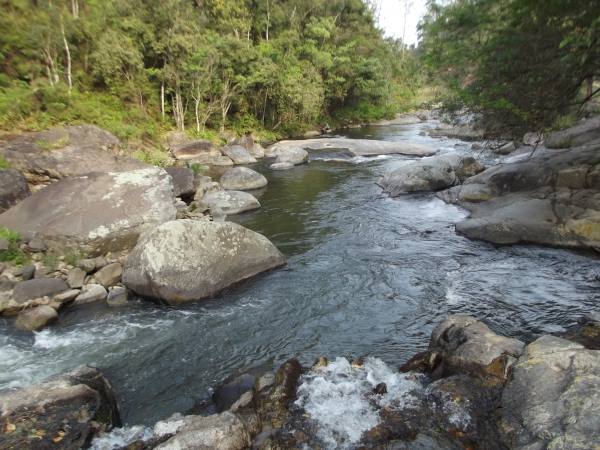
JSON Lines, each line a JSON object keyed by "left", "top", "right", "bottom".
{"left": 0, "top": 226, "right": 21, "bottom": 244}
{"left": 0, "top": 226, "right": 27, "bottom": 266}
{"left": 42, "top": 253, "right": 58, "bottom": 267}
{"left": 0, "top": 157, "right": 10, "bottom": 169}
{"left": 65, "top": 251, "right": 84, "bottom": 267}
{"left": 183, "top": 160, "right": 207, "bottom": 175}
{"left": 134, "top": 148, "right": 171, "bottom": 167}
{"left": 36, "top": 135, "right": 69, "bottom": 151}
{"left": 419, "top": 0, "right": 600, "bottom": 136}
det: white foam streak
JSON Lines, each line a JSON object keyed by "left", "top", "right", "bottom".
{"left": 90, "top": 425, "right": 153, "bottom": 450}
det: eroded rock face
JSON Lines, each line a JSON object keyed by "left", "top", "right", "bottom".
{"left": 498, "top": 335, "right": 600, "bottom": 449}
{"left": 0, "top": 125, "right": 148, "bottom": 186}
{"left": 437, "top": 143, "right": 600, "bottom": 249}
{"left": 122, "top": 220, "right": 286, "bottom": 305}
{"left": 266, "top": 138, "right": 436, "bottom": 158}
{"left": 0, "top": 365, "right": 121, "bottom": 449}
{"left": 0, "top": 168, "right": 31, "bottom": 213}
{"left": 220, "top": 167, "right": 268, "bottom": 190}
{"left": 0, "top": 168, "right": 177, "bottom": 256}
{"left": 198, "top": 191, "right": 261, "bottom": 215}
{"left": 377, "top": 155, "right": 485, "bottom": 197}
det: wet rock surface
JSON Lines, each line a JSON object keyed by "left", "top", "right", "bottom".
{"left": 122, "top": 220, "right": 286, "bottom": 305}
{"left": 0, "top": 365, "right": 121, "bottom": 449}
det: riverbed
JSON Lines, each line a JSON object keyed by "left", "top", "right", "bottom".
{"left": 1, "top": 120, "right": 599, "bottom": 426}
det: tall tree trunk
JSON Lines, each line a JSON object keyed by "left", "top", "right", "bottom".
{"left": 70, "top": 0, "right": 79, "bottom": 19}
{"left": 161, "top": 83, "right": 165, "bottom": 120}
{"left": 266, "top": 0, "right": 270, "bottom": 41}
{"left": 587, "top": 77, "right": 593, "bottom": 98}
{"left": 61, "top": 19, "right": 72, "bottom": 96}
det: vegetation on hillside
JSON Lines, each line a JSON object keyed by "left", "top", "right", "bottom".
{"left": 419, "top": 0, "right": 600, "bottom": 137}
{"left": 0, "top": 0, "right": 419, "bottom": 142}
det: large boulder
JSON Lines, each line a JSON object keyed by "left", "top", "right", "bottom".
{"left": 221, "top": 145, "right": 257, "bottom": 165}
{"left": 0, "top": 125, "right": 148, "bottom": 186}
{"left": 153, "top": 412, "right": 251, "bottom": 450}
{"left": 275, "top": 147, "right": 309, "bottom": 166}
{"left": 0, "top": 168, "right": 31, "bottom": 213}
{"left": 0, "top": 168, "right": 176, "bottom": 256}
{"left": 15, "top": 305, "right": 58, "bottom": 331}
{"left": 164, "top": 167, "right": 197, "bottom": 198}
{"left": 169, "top": 139, "right": 220, "bottom": 161}
{"left": 266, "top": 138, "right": 436, "bottom": 158}
{"left": 122, "top": 220, "right": 286, "bottom": 305}
{"left": 498, "top": 335, "right": 600, "bottom": 449}
{"left": 437, "top": 143, "right": 600, "bottom": 249}
{"left": 377, "top": 155, "right": 485, "bottom": 196}
{"left": 220, "top": 167, "right": 267, "bottom": 190}
{"left": 0, "top": 365, "right": 121, "bottom": 449}
{"left": 12, "top": 278, "right": 70, "bottom": 304}
{"left": 546, "top": 115, "right": 600, "bottom": 149}
{"left": 232, "top": 135, "right": 254, "bottom": 153}
{"left": 198, "top": 191, "right": 260, "bottom": 215}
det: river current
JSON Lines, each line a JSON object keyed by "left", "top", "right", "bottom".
{"left": 1, "top": 120, "right": 599, "bottom": 426}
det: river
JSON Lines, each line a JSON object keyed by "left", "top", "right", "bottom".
{"left": 1, "top": 120, "right": 599, "bottom": 427}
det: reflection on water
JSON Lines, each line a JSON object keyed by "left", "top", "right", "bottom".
{"left": 1, "top": 121, "right": 599, "bottom": 426}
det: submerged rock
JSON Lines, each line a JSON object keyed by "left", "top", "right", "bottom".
{"left": 377, "top": 155, "right": 485, "bottom": 196}
{"left": 0, "top": 168, "right": 177, "bottom": 256}
{"left": 269, "top": 162, "right": 295, "bottom": 171}
{"left": 220, "top": 167, "right": 267, "bottom": 190}
{"left": 122, "top": 220, "right": 286, "bottom": 305}
{"left": 0, "top": 364, "right": 121, "bottom": 449}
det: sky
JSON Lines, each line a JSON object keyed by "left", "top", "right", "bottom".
{"left": 376, "top": 0, "right": 427, "bottom": 47}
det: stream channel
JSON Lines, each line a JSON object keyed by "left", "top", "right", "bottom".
{"left": 1, "top": 120, "right": 600, "bottom": 428}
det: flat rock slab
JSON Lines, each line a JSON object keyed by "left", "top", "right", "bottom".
{"left": 170, "top": 139, "right": 220, "bottom": 160}
{"left": 377, "top": 154, "right": 485, "bottom": 196}
{"left": 220, "top": 167, "right": 268, "bottom": 190}
{"left": 498, "top": 335, "right": 600, "bottom": 449}
{"left": 0, "top": 168, "right": 176, "bottom": 256}
{"left": 122, "top": 220, "right": 286, "bottom": 305}
{"left": 266, "top": 138, "right": 436, "bottom": 158}
{"left": 199, "top": 191, "right": 261, "bottom": 215}
{"left": 0, "top": 125, "right": 148, "bottom": 185}
{"left": 12, "top": 278, "right": 70, "bottom": 304}
{"left": 0, "top": 364, "right": 121, "bottom": 449}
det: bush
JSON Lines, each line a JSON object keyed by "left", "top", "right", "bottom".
{"left": 0, "top": 157, "right": 10, "bottom": 168}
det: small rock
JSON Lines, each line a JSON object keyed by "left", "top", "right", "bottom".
{"left": 12, "top": 267, "right": 24, "bottom": 277}
{"left": 94, "top": 263, "right": 123, "bottom": 289}
{"left": 0, "top": 279, "right": 16, "bottom": 292}
{"left": 0, "top": 238, "right": 9, "bottom": 252}
{"left": 73, "top": 284, "right": 108, "bottom": 305}
{"left": 106, "top": 287, "right": 130, "bottom": 307}
{"left": 77, "top": 259, "right": 96, "bottom": 273}
{"left": 229, "top": 390, "right": 254, "bottom": 412}
{"left": 311, "top": 356, "right": 329, "bottom": 372}
{"left": 67, "top": 268, "right": 86, "bottom": 289}
{"left": 21, "top": 265, "right": 36, "bottom": 281}
{"left": 4, "top": 299, "right": 21, "bottom": 315}
{"left": 27, "top": 239, "right": 47, "bottom": 253}
{"left": 52, "top": 261, "right": 67, "bottom": 271}
{"left": 53, "top": 289, "right": 81, "bottom": 303}
{"left": 471, "top": 142, "right": 483, "bottom": 150}
{"left": 254, "top": 372, "right": 276, "bottom": 393}
{"left": 49, "top": 301, "right": 64, "bottom": 311}
{"left": 494, "top": 141, "right": 516, "bottom": 155}
{"left": 15, "top": 305, "right": 58, "bottom": 331}
{"left": 269, "top": 162, "right": 295, "bottom": 171}
{"left": 92, "top": 256, "right": 107, "bottom": 271}
{"left": 33, "top": 266, "right": 51, "bottom": 279}
{"left": 418, "top": 131, "right": 427, "bottom": 137}
{"left": 117, "top": 255, "right": 127, "bottom": 266}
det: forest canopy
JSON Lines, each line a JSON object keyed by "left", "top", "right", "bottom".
{"left": 0, "top": 0, "right": 418, "bottom": 141}
{"left": 419, "top": 0, "right": 600, "bottom": 137}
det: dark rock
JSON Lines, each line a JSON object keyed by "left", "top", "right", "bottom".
{"left": 15, "top": 305, "right": 58, "bottom": 331}
{"left": 21, "top": 264, "right": 36, "bottom": 281}
{"left": 12, "top": 278, "right": 70, "bottom": 304}
{"left": 0, "top": 279, "right": 16, "bottom": 292}
{"left": 0, "top": 168, "right": 31, "bottom": 213}
{"left": 220, "top": 167, "right": 268, "bottom": 191}
{"left": 122, "top": 220, "right": 286, "bottom": 305}
{"left": 0, "top": 238, "right": 8, "bottom": 251}
{"left": 0, "top": 168, "right": 176, "bottom": 257}
{"left": 213, "top": 373, "right": 256, "bottom": 413}
{"left": 0, "top": 364, "right": 121, "bottom": 449}
{"left": 164, "top": 167, "right": 197, "bottom": 198}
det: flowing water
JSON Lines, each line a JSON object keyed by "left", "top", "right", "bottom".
{"left": 1, "top": 121, "right": 599, "bottom": 428}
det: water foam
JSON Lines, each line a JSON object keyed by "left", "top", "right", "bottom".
{"left": 90, "top": 425, "right": 153, "bottom": 450}
{"left": 294, "top": 357, "right": 421, "bottom": 448}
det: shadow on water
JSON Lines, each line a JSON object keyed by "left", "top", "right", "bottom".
{"left": 1, "top": 121, "right": 599, "bottom": 426}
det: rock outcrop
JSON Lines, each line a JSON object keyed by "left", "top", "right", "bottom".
{"left": 266, "top": 138, "right": 436, "bottom": 158}
{"left": 437, "top": 135, "right": 600, "bottom": 248}
{"left": 198, "top": 191, "right": 261, "bottom": 215}
{"left": 0, "top": 168, "right": 176, "bottom": 256}
{"left": 122, "top": 220, "right": 286, "bottom": 305}
{"left": 0, "top": 125, "right": 148, "bottom": 187}
{"left": 377, "top": 154, "right": 485, "bottom": 196}
{"left": 546, "top": 115, "right": 600, "bottom": 149}
{"left": 169, "top": 139, "right": 220, "bottom": 161}
{"left": 0, "top": 364, "right": 121, "bottom": 449}
{"left": 0, "top": 168, "right": 31, "bottom": 213}
{"left": 220, "top": 167, "right": 268, "bottom": 190}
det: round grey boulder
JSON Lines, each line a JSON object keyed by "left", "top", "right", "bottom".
{"left": 199, "top": 191, "right": 260, "bottom": 215}
{"left": 220, "top": 167, "right": 267, "bottom": 190}
{"left": 122, "top": 220, "right": 286, "bottom": 305}
{"left": 275, "top": 147, "right": 309, "bottom": 166}
{"left": 220, "top": 145, "right": 257, "bottom": 165}
{"left": 16, "top": 305, "right": 58, "bottom": 331}
{"left": 269, "top": 163, "right": 295, "bottom": 171}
